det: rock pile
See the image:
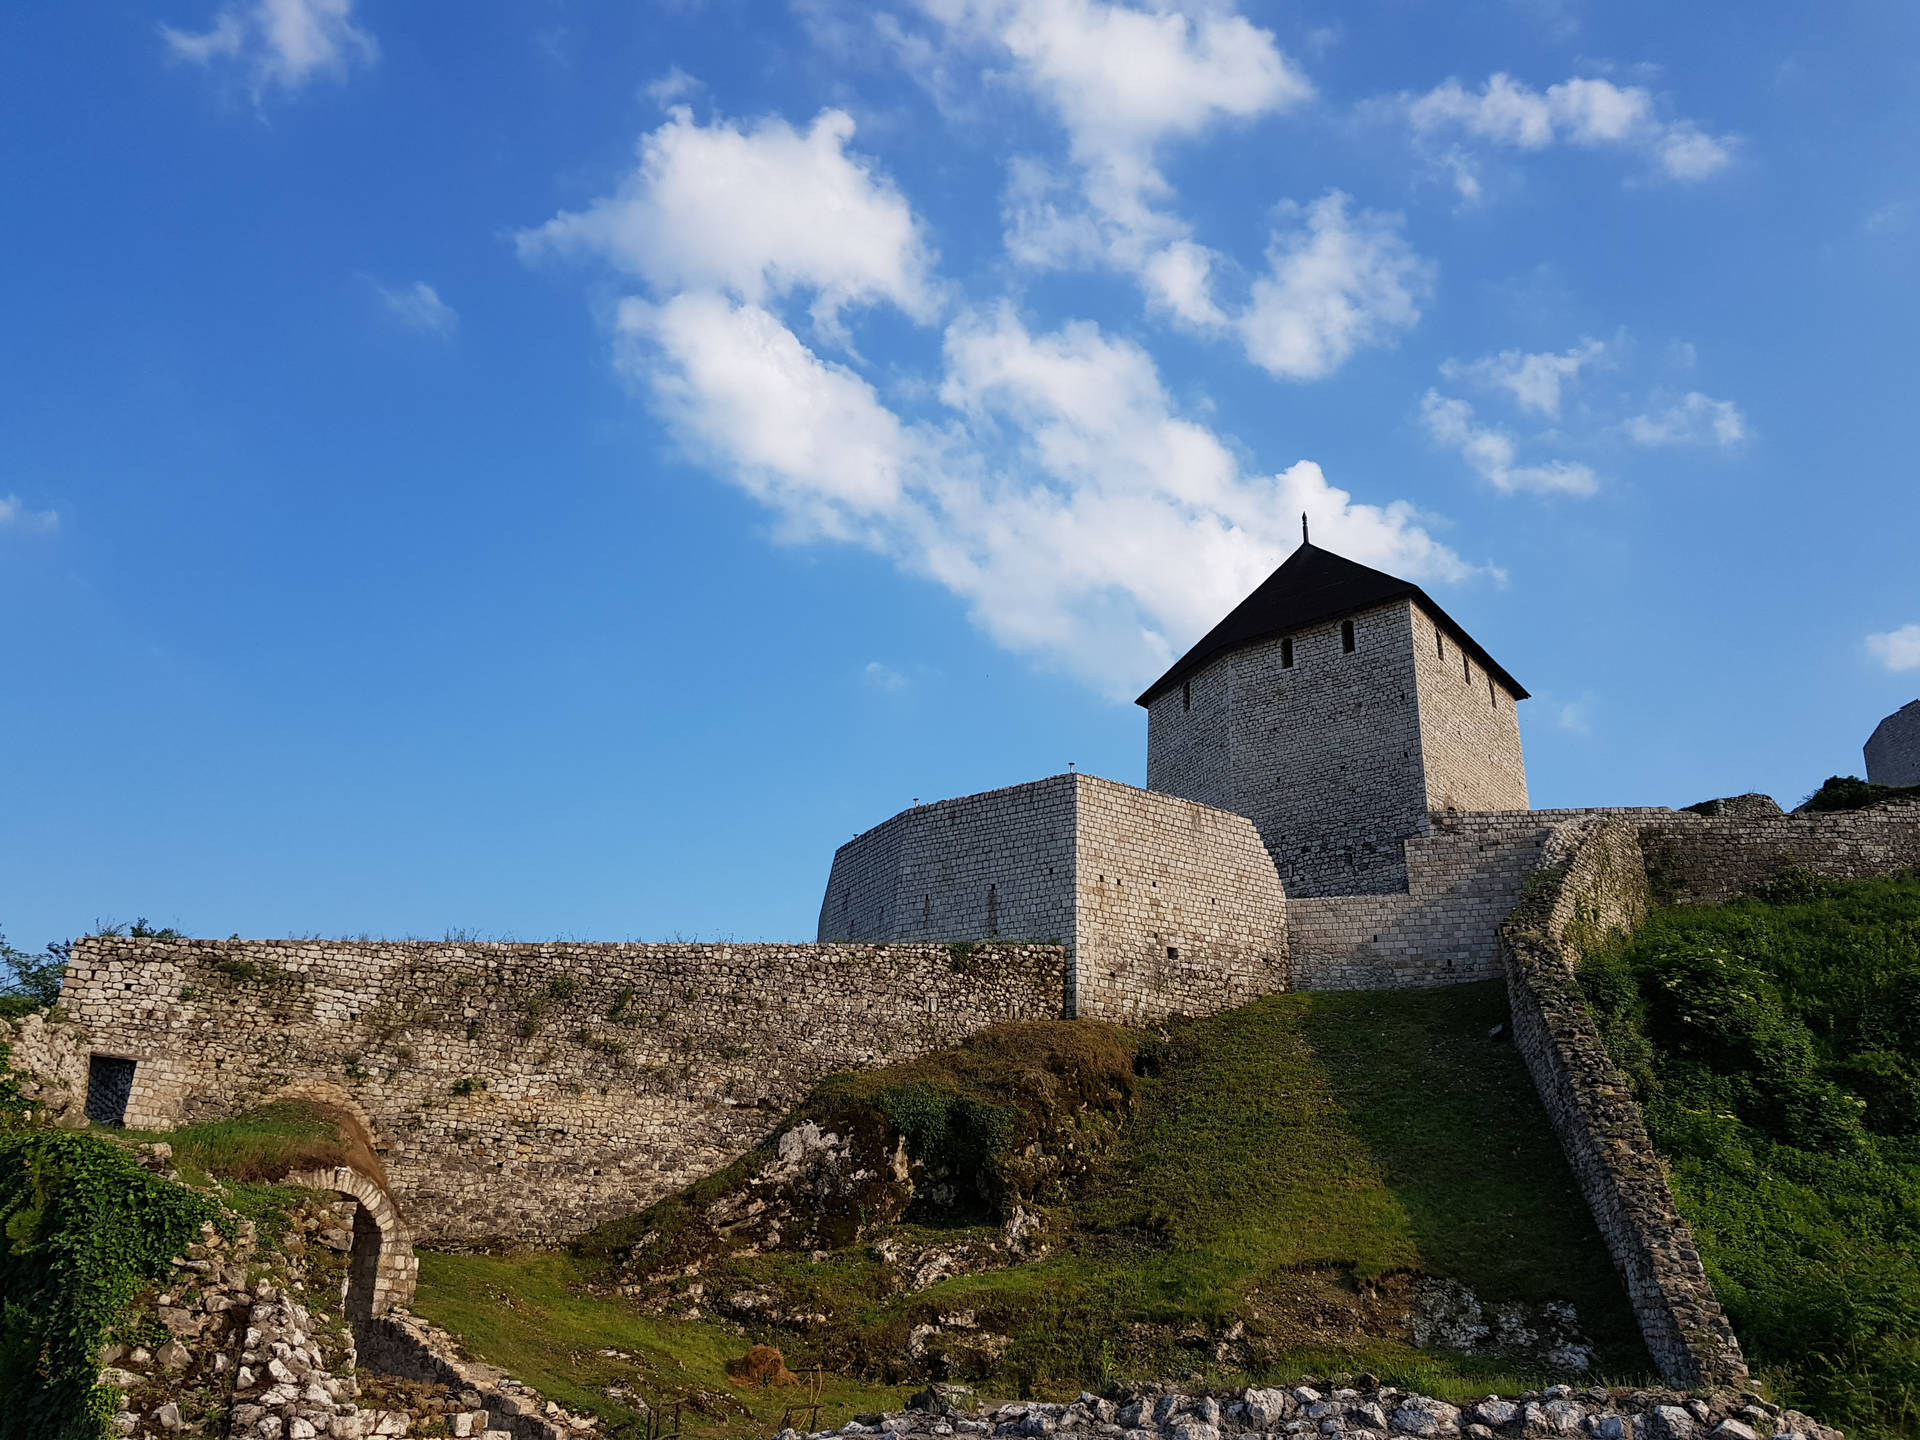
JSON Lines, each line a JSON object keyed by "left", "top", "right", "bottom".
{"left": 774, "top": 1383, "right": 1842, "bottom": 1440}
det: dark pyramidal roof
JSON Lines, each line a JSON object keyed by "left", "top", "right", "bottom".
{"left": 1136, "top": 541, "right": 1529, "bottom": 706}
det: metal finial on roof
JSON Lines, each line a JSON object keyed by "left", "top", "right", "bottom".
{"left": 1302, "top": 512, "right": 1309, "bottom": 544}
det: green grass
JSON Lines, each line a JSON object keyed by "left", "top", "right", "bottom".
{"left": 119, "top": 1099, "right": 379, "bottom": 1188}
{"left": 412, "top": 983, "right": 1649, "bottom": 1420}
{"left": 1580, "top": 873, "right": 1920, "bottom": 1439}
{"left": 413, "top": 1251, "right": 921, "bottom": 1437}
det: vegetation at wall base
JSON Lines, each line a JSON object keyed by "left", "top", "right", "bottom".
{"left": 1579, "top": 873, "right": 1920, "bottom": 1440}
{"left": 0, "top": 1129, "right": 222, "bottom": 1439}
{"left": 409, "top": 985, "right": 1649, "bottom": 1431}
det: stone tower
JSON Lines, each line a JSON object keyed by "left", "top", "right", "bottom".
{"left": 1138, "top": 538, "right": 1529, "bottom": 896}
{"left": 1866, "top": 700, "right": 1920, "bottom": 787}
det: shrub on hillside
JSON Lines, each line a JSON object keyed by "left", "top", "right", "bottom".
{"left": 1579, "top": 874, "right": 1920, "bottom": 1439}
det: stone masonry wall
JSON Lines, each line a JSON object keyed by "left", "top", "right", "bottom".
{"left": 1409, "top": 602, "right": 1529, "bottom": 815}
{"left": 816, "top": 775, "right": 1289, "bottom": 1023}
{"left": 818, "top": 778, "right": 1077, "bottom": 952}
{"left": 1500, "top": 817, "right": 1749, "bottom": 1389}
{"left": 53, "top": 938, "right": 1066, "bottom": 1246}
{"left": 1069, "top": 776, "right": 1289, "bottom": 1023}
{"left": 1641, "top": 800, "right": 1920, "bottom": 902}
{"left": 1288, "top": 808, "right": 1675, "bottom": 989}
{"left": 1865, "top": 700, "right": 1920, "bottom": 787}
{"left": 1147, "top": 600, "right": 1431, "bottom": 896}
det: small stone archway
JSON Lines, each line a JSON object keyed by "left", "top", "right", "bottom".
{"left": 285, "top": 1163, "right": 419, "bottom": 1322}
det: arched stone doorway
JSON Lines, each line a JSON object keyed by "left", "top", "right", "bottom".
{"left": 285, "top": 1162, "right": 419, "bottom": 1322}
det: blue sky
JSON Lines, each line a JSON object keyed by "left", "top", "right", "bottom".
{"left": 2, "top": 1, "right": 1916, "bottom": 951}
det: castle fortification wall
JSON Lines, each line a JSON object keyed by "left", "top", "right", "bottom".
{"left": 1287, "top": 808, "right": 1674, "bottom": 989}
{"left": 52, "top": 937, "right": 1066, "bottom": 1245}
{"left": 817, "top": 774, "right": 1288, "bottom": 1023}
{"left": 1642, "top": 800, "right": 1920, "bottom": 901}
{"left": 1500, "top": 817, "right": 1748, "bottom": 1389}
{"left": 1068, "top": 776, "right": 1289, "bottom": 1022}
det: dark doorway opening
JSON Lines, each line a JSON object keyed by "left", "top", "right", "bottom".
{"left": 85, "top": 1055, "right": 136, "bottom": 1127}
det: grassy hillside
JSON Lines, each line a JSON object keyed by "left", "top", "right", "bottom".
{"left": 410, "top": 983, "right": 1649, "bottom": 1432}
{"left": 1579, "top": 872, "right": 1920, "bottom": 1440}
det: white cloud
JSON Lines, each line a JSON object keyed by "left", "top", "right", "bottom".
{"left": 925, "top": 0, "right": 1311, "bottom": 324}
{"left": 1409, "top": 72, "right": 1734, "bottom": 192}
{"left": 161, "top": 0, "right": 376, "bottom": 98}
{"left": 1866, "top": 625, "right": 1920, "bottom": 673}
{"left": 1624, "top": 391, "right": 1746, "bottom": 448}
{"left": 623, "top": 291, "right": 1487, "bottom": 694}
{"left": 1442, "top": 338, "right": 1606, "bottom": 418}
{"left": 0, "top": 496, "right": 59, "bottom": 533}
{"left": 645, "top": 67, "right": 703, "bottom": 107}
{"left": 1239, "top": 193, "right": 1431, "bottom": 381}
{"left": 517, "top": 107, "right": 938, "bottom": 335}
{"left": 863, "top": 661, "right": 911, "bottom": 692}
{"left": 618, "top": 292, "right": 911, "bottom": 540}
{"left": 375, "top": 280, "right": 458, "bottom": 338}
{"left": 1420, "top": 390, "right": 1598, "bottom": 497}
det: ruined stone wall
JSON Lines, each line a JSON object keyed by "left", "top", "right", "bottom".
{"left": 1409, "top": 602, "right": 1529, "bottom": 815}
{"left": 1641, "top": 801, "right": 1920, "bottom": 903}
{"left": 816, "top": 775, "right": 1289, "bottom": 1023}
{"left": 53, "top": 938, "right": 1066, "bottom": 1246}
{"left": 1499, "top": 817, "right": 1749, "bottom": 1389}
{"left": 1866, "top": 700, "right": 1920, "bottom": 787}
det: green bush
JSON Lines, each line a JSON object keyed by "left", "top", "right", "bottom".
{"left": 1579, "top": 874, "right": 1920, "bottom": 1438}
{"left": 0, "top": 1130, "right": 220, "bottom": 1438}
{"left": 1800, "top": 775, "right": 1920, "bottom": 813}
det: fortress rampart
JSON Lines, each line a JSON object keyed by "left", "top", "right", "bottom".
{"left": 816, "top": 773, "right": 1290, "bottom": 1023}
{"left": 45, "top": 938, "right": 1067, "bottom": 1244}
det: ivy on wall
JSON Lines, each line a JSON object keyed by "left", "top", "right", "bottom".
{"left": 0, "top": 1130, "right": 220, "bottom": 1439}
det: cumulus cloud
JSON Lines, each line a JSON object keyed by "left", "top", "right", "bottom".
{"left": 161, "top": 0, "right": 376, "bottom": 98}
{"left": 517, "top": 107, "right": 938, "bottom": 335}
{"left": 617, "top": 292, "right": 912, "bottom": 540}
{"left": 374, "top": 280, "right": 458, "bottom": 338}
{"left": 1408, "top": 72, "right": 1734, "bottom": 195}
{"left": 1420, "top": 391, "right": 1598, "bottom": 497}
{"left": 626, "top": 294, "right": 1485, "bottom": 693}
{"left": 527, "top": 88, "right": 1494, "bottom": 694}
{"left": 1239, "top": 193, "right": 1431, "bottom": 381}
{"left": 1441, "top": 338, "right": 1606, "bottom": 418}
{"left": 1866, "top": 625, "right": 1920, "bottom": 673}
{"left": 926, "top": 0, "right": 1310, "bottom": 325}
{"left": 0, "top": 495, "right": 59, "bottom": 533}
{"left": 1624, "top": 391, "right": 1746, "bottom": 448}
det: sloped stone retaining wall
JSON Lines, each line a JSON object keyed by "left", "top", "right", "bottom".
{"left": 1500, "top": 817, "right": 1748, "bottom": 1387}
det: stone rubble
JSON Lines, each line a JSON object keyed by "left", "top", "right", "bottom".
{"left": 94, "top": 1189, "right": 599, "bottom": 1439}
{"left": 774, "top": 1384, "right": 1842, "bottom": 1440}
